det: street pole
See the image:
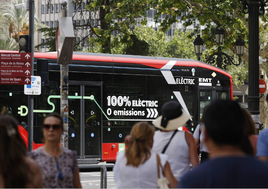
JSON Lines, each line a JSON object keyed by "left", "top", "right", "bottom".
{"left": 248, "top": 0, "right": 260, "bottom": 118}
{"left": 60, "top": 1, "right": 69, "bottom": 148}
{"left": 28, "top": 0, "right": 34, "bottom": 152}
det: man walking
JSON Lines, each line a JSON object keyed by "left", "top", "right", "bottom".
{"left": 179, "top": 99, "right": 268, "bottom": 188}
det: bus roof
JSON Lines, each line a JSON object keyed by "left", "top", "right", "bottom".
{"left": 0, "top": 50, "right": 232, "bottom": 79}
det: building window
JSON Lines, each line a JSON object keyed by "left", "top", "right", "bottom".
{"left": 46, "top": 21, "right": 49, "bottom": 26}
{"left": 41, "top": 5, "right": 45, "bottom": 14}
{"left": 50, "top": 5, "right": 54, "bottom": 13}
{"left": 55, "top": 4, "right": 59, "bottom": 13}
{"left": 148, "top": 10, "right": 153, "bottom": 18}
{"left": 50, "top": 21, "right": 54, "bottom": 28}
{"left": 46, "top": 4, "right": 49, "bottom": 14}
{"left": 82, "top": 2, "right": 86, "bottom": 12}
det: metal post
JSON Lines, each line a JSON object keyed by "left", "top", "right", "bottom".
{"left": 27, "top": 0, "right": 34, "bottom": 152}
{"left": 216, "top": 46, "right": 223, "bottom": 69}
{"left": 60, "top": 1, "right": 69, "bottom": 148}
{"left": 248, "top": 0, "right": 260, "bottom": 117}
{"left": 100, "top": 165, "right": 107, "bottom": 188}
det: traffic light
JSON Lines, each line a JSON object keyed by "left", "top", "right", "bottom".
{"left": 19, "top": 35, "right": 31, "bottom": 53}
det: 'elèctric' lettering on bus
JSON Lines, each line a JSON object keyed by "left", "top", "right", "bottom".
{"left": 175, "top": 77, "right": 195, "bottom": 85}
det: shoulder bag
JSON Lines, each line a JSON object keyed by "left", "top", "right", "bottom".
{"left": 162, "top": 130, "right": 178, "bottom": 153}
{"left": 156, "top": 154, "right": 169, "bottom": 188}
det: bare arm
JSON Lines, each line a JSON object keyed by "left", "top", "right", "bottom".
{"left": 163, "top": 161, "right": 178, "bottom": 188}
{"left": 194, "top": 138, "right": 199, "bottom": 147}
{"left": 73, "top": 169, "right": 82, "bottom": 188}
{"left": 185, "top": 131, "right": 199, "bottom": 167}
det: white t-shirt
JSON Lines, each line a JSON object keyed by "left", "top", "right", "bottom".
{"left": 113, "top": 151, "right": 168, "bottom": 188}
{"left": 193, "top": 124, "right": 209, "bottom": 153}
{"left": 152, "top": 130, "right": 190, "bottom": 181}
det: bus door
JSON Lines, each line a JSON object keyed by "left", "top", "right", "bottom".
{"left": 69, "top": 81, "right": 103, "bottom": 164}
{"left": 199, "top": 86, "right": 230, "bottom": 120}
{"left": 199, "top": 87, "right": 213, "bottom": 120}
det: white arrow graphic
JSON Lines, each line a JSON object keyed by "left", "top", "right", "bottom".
{"left": 153, "top": 108, "right": 158, "bottom": 118}
{"left": 25, "top": 62, "right": 30, "bottom": 67}
{"left": 25, "top": 78, "right": 30, "bottom": 83}
{"left": 173, "top": 91, "right": 192, "bottom": 120}
{"left": 146, "top": 108, "right": 158, "bottom": 118}
{"left": 161, "top": 60, "right": 177, "bottom": 84}
{"left": 160, "top": 60, "right": 192, "bottom": 120}
{"left": 25, "top": 70, "right": 30, "bottom": 75}
{"left": 150, "top": 109, "right": 154, "bottom": 118}
{"left": 147, "top": 108, "right": 151, "bottom": 118}
{"left": 25, "top": 54, "right": 30, "bottom": 59}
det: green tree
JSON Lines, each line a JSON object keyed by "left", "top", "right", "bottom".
{"left": 0, "top": 32, "right": 18, "bottom": 50}
{"left": 72, "top": 0, "right": 151, "bottom": 53}
{"left": 132, "top": 27, "right": 196, "bottom": 58}
{"left": 0, "top": 0, "right": 42, "bottom": 49}
{"left": 150, "top": 0, "right": 268, "bottom": 83}
{"left": 87, "top": 26, "right": 196, "bottom": 59}
{"left": 165, "top": 30, "right": 196, "bottom": 59}
{"left": 35, "top": 27, "right": 56, "bottom": 51}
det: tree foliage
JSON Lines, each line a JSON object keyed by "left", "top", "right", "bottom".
{"left": 149, "top": 0, "right": 268, "bottom": 85}
{"left": 151, "top": 0, "right": 248, "bottom": 50}
{"left": 35, "top": 27, "right": 57, "bottom": 51}
{"left": 0, "top": 0, "right": 42, "bottom": 50}
{"left": 72, "top": 0, "right": 152, "bottom": 53}
{"left": 86, "top": 27, "right": 196, "bottom": 60}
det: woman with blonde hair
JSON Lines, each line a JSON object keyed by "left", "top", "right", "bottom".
{"left": 113, "top": 122, "right": 177, "bottom": 188}
{"left": 0, "top": 115, "right": 42, "bottom": 188}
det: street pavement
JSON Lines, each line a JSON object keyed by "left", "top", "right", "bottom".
{"left": 80, "top": 171, "right": 116, "bottom": 188}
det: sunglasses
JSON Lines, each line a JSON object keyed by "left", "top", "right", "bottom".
{"left": 43, "top": 124, "right": 61, "bottom": 130}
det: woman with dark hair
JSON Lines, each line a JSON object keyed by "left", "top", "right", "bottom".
{"left": 240, "top": 108, "right": 257, "bottom": 155}
{"left": 113, "top": 122, "right": 177, "bottom": 188}
{"left": 28, "top": 113, "right": 82, "bottom": 188}
{"left": 0, "top": 115, "right": 42, "bottom": 188}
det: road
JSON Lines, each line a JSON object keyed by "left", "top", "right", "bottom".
{"left": 80, "top": 171, "right": 116, "bottom": 188}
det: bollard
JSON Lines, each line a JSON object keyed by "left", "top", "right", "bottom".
{"left": 78, "top": 164, "right": 113, "bottom": 188}
{"left": 100, "top": 165, "right": 107, "bottom": 188}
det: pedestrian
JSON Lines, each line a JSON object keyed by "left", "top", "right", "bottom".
{"left": 193, "top": 107, "right": 209, "bottom": 163}
{"left": 152, "top": 100, "right": 199, "bottom": 181}
{"left": 240, "top": 108, "right": 256, "bottom": 155}
{"left": 113, "top": 122, "right": 177, "bottom": 188}
{"left": 28, "top": 113, "right": 82, "bottom": 188}
{"left": 179, "top": 99, "right": 268, "bottom": 188}
{"left": 193, "top": 124, "right": 209, "bottom": 162}
{"left": 0, "top": 114, "right": 43, "bottom": 188}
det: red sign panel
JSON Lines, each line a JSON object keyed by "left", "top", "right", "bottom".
{"left": 0, "top": 77, "right": 31, "bottom": 85}
{"left": 259, "top": 79, "right": 267, "bottom": 94}
{"left": 1, "top": 61, "right": 31, "bottom": 68}
{"left": 1, "top": 67, "right": 31, "bottom": 77}
{"left": 0, "top": 53, "right": 31, "bottom": 61}
{"left": 0, "top": 52, "right": 31, "bottom": 85}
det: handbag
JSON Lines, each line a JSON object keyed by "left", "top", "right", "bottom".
{"left": 156, "top": 154, "right": 169, "bottom": 188}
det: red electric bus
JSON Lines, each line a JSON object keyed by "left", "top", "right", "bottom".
{"left": 0, "top": 50, "right": 233, "bottom": 163}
